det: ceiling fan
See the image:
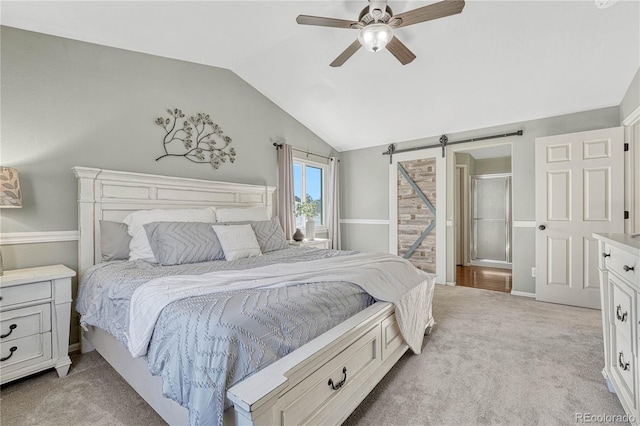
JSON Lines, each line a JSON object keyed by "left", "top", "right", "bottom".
{"left": 296, "top": 0, "right": 465, "bottom": 67}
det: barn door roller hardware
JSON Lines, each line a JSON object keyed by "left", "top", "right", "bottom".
{"left": 383, "top": 130, "right": 523, "bottom": 161}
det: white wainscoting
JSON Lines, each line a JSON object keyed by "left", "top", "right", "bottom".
{"left": 339, "top": 219, "right": 390, "bottom": 225}
{"left": 0, "top": 231, "right": 79, "bottom": 245}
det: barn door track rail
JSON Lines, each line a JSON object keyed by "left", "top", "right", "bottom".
{"left": 383, "top": 130, "right": 523, "bottom": 163}
{"left": 397, "top": 163, "right": 436, "bottom": 260}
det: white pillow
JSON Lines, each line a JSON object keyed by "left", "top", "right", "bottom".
{"left": 123, "top": 207, "right": 216, "bottom": 261}
{"left": 216, "top": 206, "right": 270, "bottom": 223}
{"left": 212, "top": 224, "right": 261, "bottom": 261}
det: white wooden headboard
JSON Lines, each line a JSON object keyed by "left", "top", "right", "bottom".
{"left": 73, "top": 166, "right": 276, "bottom": 278}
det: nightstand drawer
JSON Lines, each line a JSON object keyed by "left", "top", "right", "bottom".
{"left": 289, "top": 238, "right": 330, "bottom": 249}
{"left": 0, "top": 304, "right": 52, "bottom": 343}
{"left": 0, "top": 281, "right": 51, "bottom": 309}
{"left": 0, "top": 332, "right": 52, "bottom": 373}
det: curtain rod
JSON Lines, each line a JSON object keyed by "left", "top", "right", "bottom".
{"left": 273, "top": 143, "right": 335, "bottom": 161}
{"left": 382, "top": 130, "right": 523, "bottom": 162}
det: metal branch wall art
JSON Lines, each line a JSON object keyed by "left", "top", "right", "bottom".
{"left": 155, "top": 108, "right": 236, "bottom": 169}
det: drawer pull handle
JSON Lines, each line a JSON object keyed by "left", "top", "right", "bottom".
{"left": 618, "top": 352, "right": 630, "bottom": 371}
{"left": 0, "top": 346, "right": 17, "bottom": 362}
{"left": 623, "top": 265, "right": 635, "bottom": 272}
{"left": 328, "top": 367, "right": 347, "bottom": 390}
{"left": 602, "top": 252, "right": 611, "bottom": 258}
{"left": 616, "top": 305, "right": 628, "bottom": 322}
{"left": 0, "top": 324, "right": 17, "bottom": 339}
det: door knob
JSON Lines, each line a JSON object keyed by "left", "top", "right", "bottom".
{"left": 538, "top": 225, "right": 546, "bottom": 231}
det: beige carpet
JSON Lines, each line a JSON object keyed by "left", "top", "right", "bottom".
{"left": 0, "top": 285, "right": 627, "bottom": 426}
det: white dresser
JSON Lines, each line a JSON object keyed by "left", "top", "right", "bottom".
{"left": 0, "top": 265, "right": 75, "bottom": 384}
{"left": 595, "top": 233, "right": 640, "bottom": 424}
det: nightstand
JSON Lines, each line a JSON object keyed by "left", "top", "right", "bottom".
{"left": 289, "top": 238, "right": 331, "bottom": 249}
{"left": 0, "top": 265, "right": 75, "bottom": 384}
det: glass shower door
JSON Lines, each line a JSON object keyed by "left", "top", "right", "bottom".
{"left": 471, "top": 175, "right": 511, "bottom": 265}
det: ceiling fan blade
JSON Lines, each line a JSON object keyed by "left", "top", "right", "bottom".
{"left": 392, "top": 0, "right": 465, "bottom": 28}
{"left": 386, "top": 36, "right": 416, "bottom": 65}
{"left": 330, "top": 40, "right": 362, "bottom": 67}
{"left": 296, "top": 15, "right": 359, "bottom": 29}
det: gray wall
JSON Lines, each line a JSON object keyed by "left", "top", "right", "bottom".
{"left": 474, "top": 156, "right": 511, "bottom": 175}
{"left": 620, "top": 67, "right": 639, "bottom": 122}
{"left": 340, "top": 107, "right": 621, "bottom": 294}
{"left": 0, "top": 27, "right": 336, "bottom": 345}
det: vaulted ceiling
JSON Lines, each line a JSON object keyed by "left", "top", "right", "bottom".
{"left": 2, "top": 1, "right": 638, "bottom": 152}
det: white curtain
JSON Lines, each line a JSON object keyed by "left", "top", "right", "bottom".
{"left": 328, "top": 157, "right": 341, "bottom": 249}
{"left": 277, "top": 144, "right": 296, "bottom": 240}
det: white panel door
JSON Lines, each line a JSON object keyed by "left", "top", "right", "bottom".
{"left": 535, "top": 127, "right": 624, "bottom": 308}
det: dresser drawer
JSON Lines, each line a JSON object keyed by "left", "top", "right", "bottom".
{"left": 611, "top": 327, "right": 637, "bottom": 410}
{"left": 0, "top": 332, "right": 52, "bottom": 374}
{"left": 278, "top": 325, "right": 382, "bottom": 425}
{"left": 0, "top": 304, "right": 52, "bottom": 343}
{"left": 0, "top": 281, "right": 51, "bottom": 309}
{"left": 606, "top": 244, "right": 639, "bottom": 288}
{"left": 610, "top": 274, "right": 635, "bottom": 347}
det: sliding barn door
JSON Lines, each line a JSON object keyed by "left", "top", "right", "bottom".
{"left": 396, "top": 158, "right": 437, "bottom": 273}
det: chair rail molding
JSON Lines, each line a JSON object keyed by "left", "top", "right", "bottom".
{"left": 339, "top": 219, "right": 390, "bottom": 225}
{"left": 0, "top": 231, "right": 79, "bottom": 245}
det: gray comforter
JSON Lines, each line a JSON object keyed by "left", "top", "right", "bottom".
{"left": 76, "top": 247, "right": 375, "bottom": 425}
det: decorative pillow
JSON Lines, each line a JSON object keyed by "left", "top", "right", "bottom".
{"left": 143, "top": 222, "right": 224, "bottom": 266}
{"left": 251, "top": 218, "right": 289, "bottom": 253}
{"left": 212, "top": 224, "right": 261, "bottom": 261}
{"left": 123, "top": 207, "right": 216, "bottom": 261}
{"left": 220, "top": 218, "right": 288, "bottom": 253}
{"left": 215, "top": 206, "right": 270, "bottom": 223}
{"left": 100, "top": 220, "right": 131, "bottom": 262}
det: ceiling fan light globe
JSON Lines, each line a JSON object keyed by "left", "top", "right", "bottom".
{"left": 358, "top": 23, "right": 393, "bottom": 53}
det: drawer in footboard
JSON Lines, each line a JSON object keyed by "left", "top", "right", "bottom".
{"left": 381, "top": 313, "right": 404, "bottom": 360}
{"left": 227, "top": 303, "right": 404, "bottom": 426}
{"left": 276, "top": 324, "right": 382, "bottom": 425}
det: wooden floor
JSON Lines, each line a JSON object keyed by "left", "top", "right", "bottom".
{"left": 456, "top": 265, "right": 512, "bottom": 293}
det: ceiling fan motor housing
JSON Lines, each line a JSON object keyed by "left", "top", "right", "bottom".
{"left": 360, "top": 4, "right": 394, "bottom": 24}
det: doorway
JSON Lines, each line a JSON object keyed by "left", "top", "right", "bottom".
{"left": 454, "top": 145, "right": 513, "bottom": 292}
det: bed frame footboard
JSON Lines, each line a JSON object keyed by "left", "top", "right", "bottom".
{"left": 228, "top": 302, "right": 432, "bottom": 426}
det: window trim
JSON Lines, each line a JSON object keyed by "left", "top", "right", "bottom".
{"left": 293, "top": 157, "right": 328, "bottom": 231}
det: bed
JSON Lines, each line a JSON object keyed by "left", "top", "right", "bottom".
{"left": 73, "top": 166, "right": 435, "bottom": 426}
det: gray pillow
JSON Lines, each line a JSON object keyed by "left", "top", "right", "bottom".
{"left": 220, "top": 217, "right": 289, "bottom": 253}
{"left": 100, "top": 220, "right": 131, "bottom": 262}
{"left": 143, "top": 221, "right": 225, "bottom": 266}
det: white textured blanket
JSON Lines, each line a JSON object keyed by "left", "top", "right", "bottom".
{"left": 128, "top": 252, "right": 435, "bottom": 357}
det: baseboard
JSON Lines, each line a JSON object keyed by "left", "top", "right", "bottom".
{"left": 68, "top": 342, "right": 81, "bottom": 354}
{"left": 511, "top": 290, "right": 535, "bottom": 298}
{"left": 445, "top": 282, "right": 456, "bottom": 286}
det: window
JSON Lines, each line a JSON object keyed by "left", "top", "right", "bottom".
{"left": 293, "top": 159, "right": 326, "bottom": 229}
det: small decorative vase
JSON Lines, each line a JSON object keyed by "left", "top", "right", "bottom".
{"left": 305, "top": 219, "right": 316, "bottom": 241}
{"left": 293, "top": 228, "right": 305, "bottom": 242}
